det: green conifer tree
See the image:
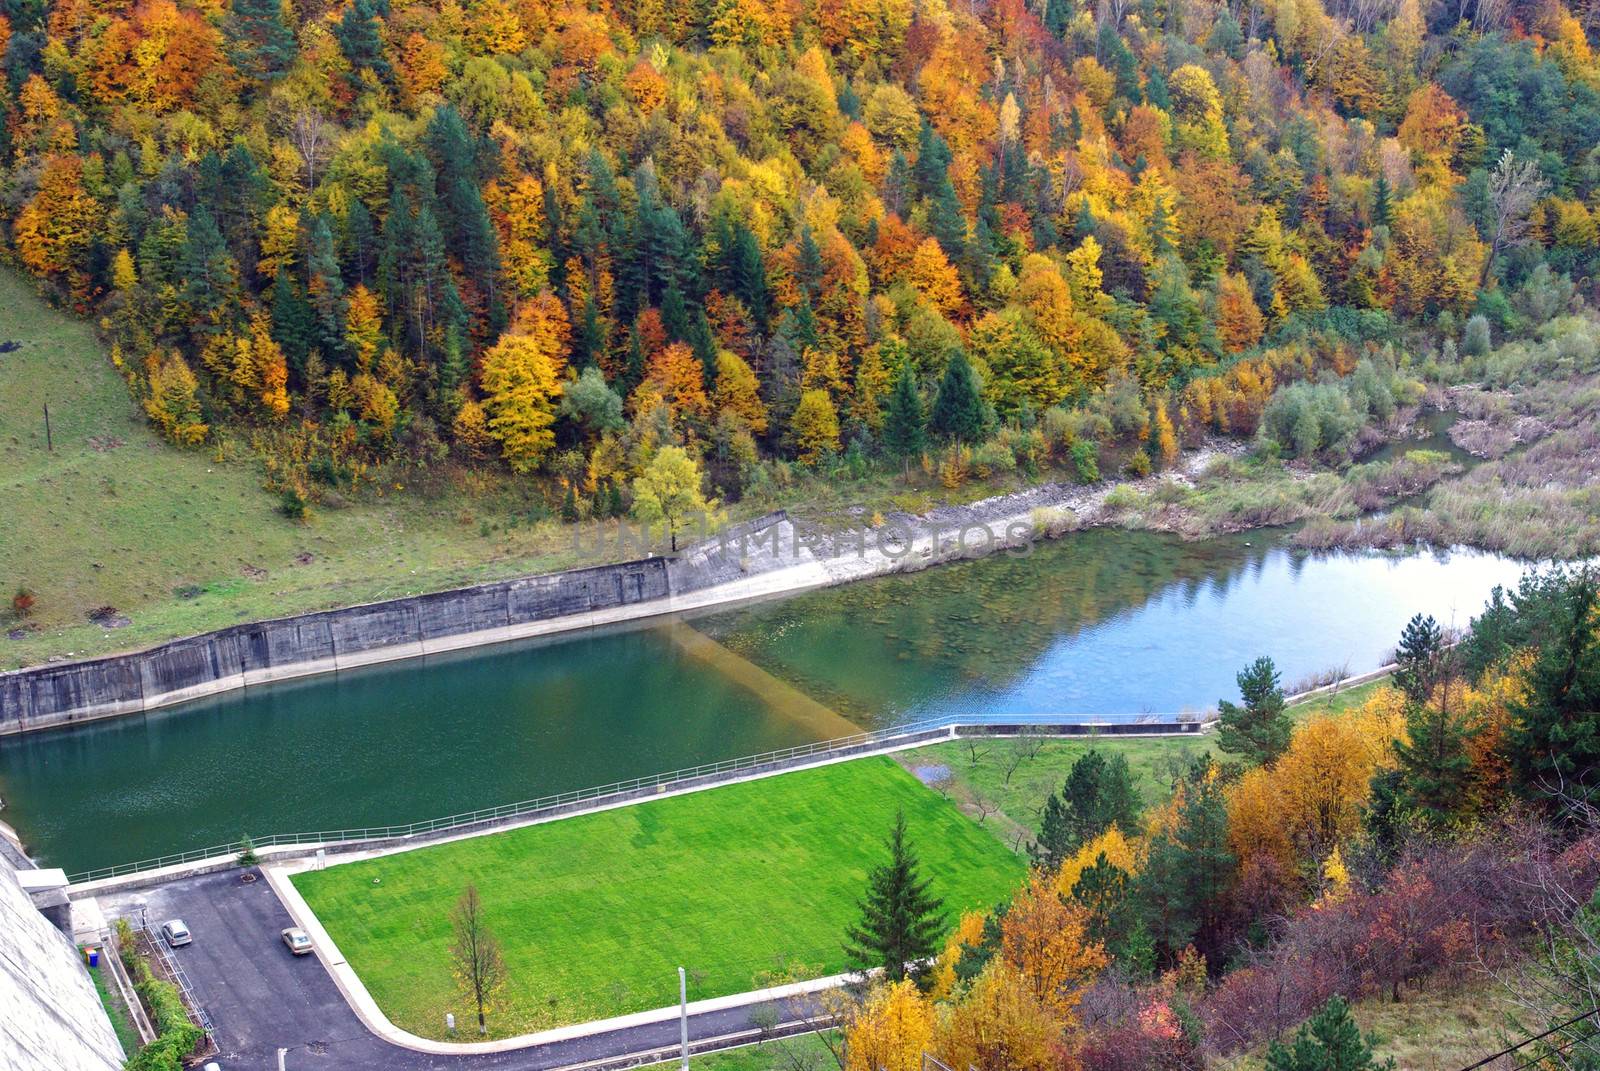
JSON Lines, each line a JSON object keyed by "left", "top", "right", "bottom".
{"left": 1217, "top": 656, "right": 1291, "bottom": 767}
{"left": 843, "top": 810, "right": 947, "bottom": 985}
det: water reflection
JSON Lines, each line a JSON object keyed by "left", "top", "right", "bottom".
{"left": 0, "top": 528, "right": 1528, "bottom": 875}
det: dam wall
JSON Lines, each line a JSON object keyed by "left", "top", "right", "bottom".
{"left": 1, "top": 511, "right": 810, "bottom": 736}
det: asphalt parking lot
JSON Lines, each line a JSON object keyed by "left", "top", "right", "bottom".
{"left": 97, "top": 869, "right": 821, "bottom": 1071}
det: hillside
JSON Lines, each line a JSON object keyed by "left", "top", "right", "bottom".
{"left": 4, "top": 0, "right": 1599, "bottom": 536}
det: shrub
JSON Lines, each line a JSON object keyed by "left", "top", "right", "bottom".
{"left": 127, "top": 959, "right": 203, "bottom": 1071}
{"left": 279, "top": 484, "right": 311, "bottom": 522}
{"left": 971, "top": 439, "right": 1017, "bottom": 478}
{"left": 1462, "top": 314, "right": 1492, "bottom": 357}
{"left": 11, "top": 587, "right": 35, "bottom": 618}
{"left": 236, "top": 836, "right": 258, "bottom": 867}
{"left": 1124, "top": 449, "right": 1153, "bottom": 477}
{"left": 1070, "top": 439, "right": 1100, "bottom": 483}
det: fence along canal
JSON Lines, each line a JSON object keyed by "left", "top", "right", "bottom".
{"left": 66, "top": 712, "right": 1208, "bottom": 886}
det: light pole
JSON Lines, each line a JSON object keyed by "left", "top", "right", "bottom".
{"left": 679, "top": 966, "right": 690, "bottom": 1071}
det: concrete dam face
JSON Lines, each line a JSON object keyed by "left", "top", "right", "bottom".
{"left": 0, "top": 848, "right": 124, "bottom": 1071}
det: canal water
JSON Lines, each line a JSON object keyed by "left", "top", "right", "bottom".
{"left": 0, "top": 529, "right": 1528, "bottom": 875}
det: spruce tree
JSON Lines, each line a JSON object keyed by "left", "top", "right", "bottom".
{"left": 881, "top": 363, "right": 925, "bottom": 469}
{"left": 1032, "top": 750, "right": 1139, "bottom": 868}
{"left": 929, "top": 352, "right": 989, "bottom": 443}
{"left": 1265, "top": 996, "right": 1395, "bottom": 1071}
{"left": 843, "top": 810, "right": 946, "bottom": 985}
{"left": 1216, "top": 656, "right": 1291, "bottom": 767}
{"left": 1030, "top": 792, "right": 1074, "bottom": 871}
{"left": 226, "top": 0, "right": 297, "bottom": 84}
{"left": 1136, "top": 759, "right": 1234, "bottom": 959}
{"left": 1373, "top": 173, "right": 1393, "bottom": 228}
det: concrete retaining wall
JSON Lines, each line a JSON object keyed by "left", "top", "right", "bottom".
{"left": 1, "top": 550, "right": 687, "bottom": 735}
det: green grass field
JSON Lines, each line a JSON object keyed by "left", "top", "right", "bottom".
{"left": 896, "top": 679, "right": 1387, "bottom": 849}
{"left": 293, "top": 756, "right": 1026, "bottom": 1038}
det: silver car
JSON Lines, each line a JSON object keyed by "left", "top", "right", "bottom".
{"left": 161, "top": 919, "right": 192, "bottom": 947}
{"left": 280, "top": 927, "right": 313, "bottom": 955}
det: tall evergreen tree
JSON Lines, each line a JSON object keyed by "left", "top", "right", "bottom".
{"left": 881, "top": 362, "right": 925, "bottom": 466}
{"left": 226, "top": 0, "right": 297, "bottom": 83}
{"left": 1392, "top": 698, "right": 1476, "bottom": 826}
{"left": 725, "top": 223, "right": 769, "bottom": 332}
{"left": 1216, "top": 656, "right": 1291, "bottom": 767}
{"left": 270, "top": 269, "right": 316, "bottom": 376}
{"left": 424, "top": 106, "right": 501, "bottom": 306}
{"left": 1508, "top": 568, "right": 1600, "bottom": 803}
{"left": 1373, "top": 173, "right": 1394, "bottom": 228}
{"left": 1136, "top": 759, "right": 1234, "bottom": 959}
{"left": 1033, "top": 749, "right": 1141, "bottom": 867}
{"left": 843, "top": 810, "right": 946, "bottom": 985}
{"left": 1393, "top": 613, "right": 1447, "bottom": 707}
{"left": 929, "top": 352, "right": 989, "bottom": 443}
{"left": 334, "top": 0, "right": 392, "bottom": 87}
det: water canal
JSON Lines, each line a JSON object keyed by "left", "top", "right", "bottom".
{"left": 0, "top": 528, "right": 1528, "bottom": 875}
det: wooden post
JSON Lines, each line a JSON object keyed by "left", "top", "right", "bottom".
{"left": 43, "top": 402, "right": 52, "bottom": 452}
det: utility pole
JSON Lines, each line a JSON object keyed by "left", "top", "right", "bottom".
{"left": 679, "top": 966, "right": 689, "bottom": 1071}
{"left": 43, "top": 402, "right": 52, "bottom": 452}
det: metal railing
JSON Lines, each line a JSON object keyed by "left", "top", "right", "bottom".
{"left": 66, "top": 710, "right": 1210, "bottom": 884}
{"left": 142, "top": 919, "right": 216, "bottom": 1040}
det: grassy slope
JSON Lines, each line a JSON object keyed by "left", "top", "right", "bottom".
{"left": 896, "top": 680, "right": 1385, "bottom": 850}
{"left": 87, "top": 962, "right": 138, "bottom": 1057}
{"left": 1216, "top": 974, "right": 1511, "bottom": 1071}
{"left": 293, "top": 756, "right": 1026, "bottom": 1038}
{"left": 0, "top": 268, "right": 607, "bottom": 669}
{"left": 0, "top": 269, "right": 1087, "bottom": 670}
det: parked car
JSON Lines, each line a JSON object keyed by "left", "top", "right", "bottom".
{"left": 161, "top": 919, "right": 192, "bottom": 948}
{"left": 281, "top": 927, "right": 313, "bottom": 955}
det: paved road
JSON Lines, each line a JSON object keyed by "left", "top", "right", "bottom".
{"left": 98, "top": 870, "right": 823, "bottom": 1071}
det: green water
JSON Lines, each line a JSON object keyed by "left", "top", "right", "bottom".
{"left": 0, "top": 529, "right": 1528, "bottom": 875}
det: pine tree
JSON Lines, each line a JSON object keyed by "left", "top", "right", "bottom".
{"left": 335, "top": 0, "right": 393, "bottom": 87}
{"left": 1508, "top": 568, "right": 1600, "bottom": 803}
{"left": 881, "top": 363, "right": 925, "bottom": 467}
{"left": 726, "top": 223, "right": 769, "bottom": 331}
{"left": 929, "top": 352, "right": 989, "bottom": 443}
{"left": 1392, "top": 698, "right": 1475, "bottom": 826}
{"left": 1393, "top": 613, "right": 1446, "bottom": 707}
{"left": 843, "top": 810, "right": 947, "bottom": 985}
{"left": 1136, "top": 759, "right": 1234, "bottom": 959}
{"left": 1030, "top": 793, "right": 1074, "bottom": 871}
{"left": 1216, "top": 656, "right": 1291, "bottom": 767}
{"left": 1265, "top": 996, "right": 1395, "bottom": 1071}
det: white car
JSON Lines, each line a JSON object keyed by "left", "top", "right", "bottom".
{"left": 161, "top": 919, "right": 192, "bottom": 948}
{"left": 281, "top": 927, "right": 313, "bottom": 956}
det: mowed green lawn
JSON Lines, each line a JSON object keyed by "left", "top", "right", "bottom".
{"left": 293, "top": 756, "right": 1026, "bottom": 1038}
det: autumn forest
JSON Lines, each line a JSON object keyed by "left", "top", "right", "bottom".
{"left": 7, "top": 0, "right": 1600, "bottom": 519}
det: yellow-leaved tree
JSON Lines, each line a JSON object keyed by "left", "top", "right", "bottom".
{"left": 791, "top": 389, "right": 841, "bottom": 463}
{"left": 143, "top": 351, "right": 209, "bottom": 445}
{"left": 843, "top": 979, "right": 935, "bottom": 1071}
{"left": 999, "top": 870, "right": 1109, "bottom": 1021}
{"left": 934, "top": 960, "right": 1060, "bottom": 1071}
{"left": 480, "top": 296, "right": 569, "bottom": 472}
{"left": 632, "top": 445, "right": 709, "bottom": 552}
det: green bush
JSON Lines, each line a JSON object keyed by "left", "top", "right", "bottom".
{"left": 126, "top": 960, "right": 202, "bottom": 1071}
{"left": 1070, "top": 439, "right": 1100, "bottom": 483}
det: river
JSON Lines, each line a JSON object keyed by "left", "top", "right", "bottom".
{"left": 0, "top": 528, "right": 1528, "bottom": 875}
